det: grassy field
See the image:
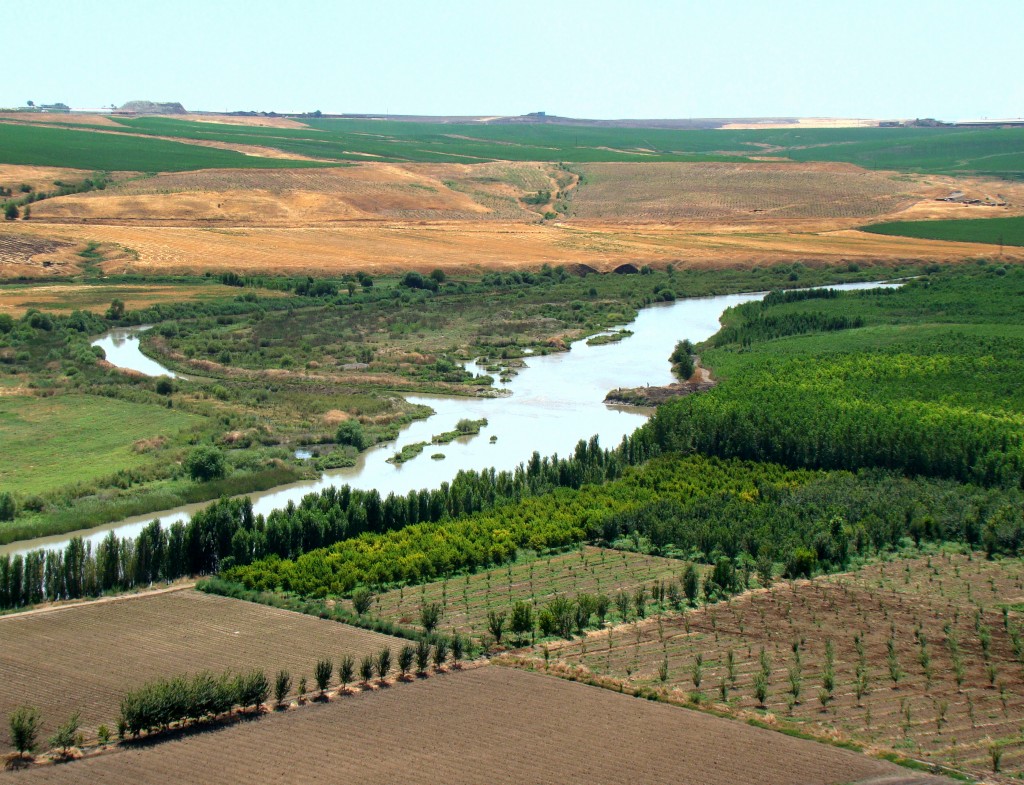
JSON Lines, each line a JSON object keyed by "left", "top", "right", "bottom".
{"left": 532, "top": 551, "right": 1024, "bottom": 781}
{"left": 0, "top": 589, "right": 406, "bottom": 747}
{"left": 4, "top": 116, "right": 1022, "bottom": 176}
{"left": 0, "top": 123, "right": 332, "bottom": 172}
{"left": 0, "top": 666, "right": 912, "bottom": 785}
{"left": 359, "top": 547, "right": 689, "bottom": 640}
{"left": 0, "top": 395, "right": 200, "bottom": 495}
{"left": 862, "top": 215, "right": 1024, "bottom": 246}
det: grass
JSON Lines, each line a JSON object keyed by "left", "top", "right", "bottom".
{"left": 0, "top": 122, "right": 334, "bottom": 172}
{"left": 0, "top": 394, "right": 199, "bottom": 495}
{"left": 862, "top": 215, "right": 1024, "bottom": 247}
{"left": 5, "top": 117, "right": 1022, "bottom": 175}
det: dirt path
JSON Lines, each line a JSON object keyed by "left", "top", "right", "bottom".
{"left": 0, "top": 581, "right": 195, "bottom": 621}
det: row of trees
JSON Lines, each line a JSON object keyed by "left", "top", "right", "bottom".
{"left": 119, "top": 669, "right": 269, "bottom": 738}
{"left": 1, "top": 433, "right": 644, "bottom": 610}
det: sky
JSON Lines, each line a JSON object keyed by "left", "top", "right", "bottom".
{"left": 5, "top": 0, "right": 1023, "bottom": 121}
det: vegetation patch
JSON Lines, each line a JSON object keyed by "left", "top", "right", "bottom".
{"left": 862, "top": 215, "right": 1024, "bottom": 247}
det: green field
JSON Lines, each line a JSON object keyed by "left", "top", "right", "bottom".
{"left": 0, "top": 394, "right": 200, "bottom": 495}
{"left": 862, "top": 214, "right": 1024, "bottom": 246}
{"left": 0, "top": 122, "right": 333, "bottom": 172}
{"left": 5, "top": 116, "right": 1022, "bottom": 174}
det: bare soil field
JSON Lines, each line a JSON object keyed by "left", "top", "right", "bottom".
{"left": 0, "top": 666, "right": 940, "bottom": 785}
{"left": 531, "top": 551, "right": 1024, "bottom": 781}
{"left": 0, "top": 114, "right": 124, "bottom": 128}
{"left": 362, "top": 547, "right": 686, "bottom": 639}
{"left": 569, "top": 162, "right": 923, "bottom": 222}
{"left": 0, "top": 588, "right": 406, "bottom": 747}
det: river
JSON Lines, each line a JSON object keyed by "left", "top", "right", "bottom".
{"left": 2, "top": 281, "right": 897, "bottom": 557}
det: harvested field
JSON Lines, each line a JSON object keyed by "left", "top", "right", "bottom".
{"left": 0, "top": 588, "right": 406, "bottom": 747}
{"left": 0, "top": 113, "right": 125, "bottom": 129}
{"left": 569, "top": 162, "right": 921, "bottom": 221}
{"left": 3, "top": 219, "right": 1015, "bottom": 279}
{"left": 362, "top": 547, "right": 687, "bottom": 639}
{"left": 540, "top": 552, "right": 1024, "bottom": 781}
{"left": 0, "top": 235, "right": 72, "bottom": 270}
{"left": 0, "top": 666, "right": 937, "bottom": 785}
{"left": 24, "top": 162, "right": 559, "bottom": 224}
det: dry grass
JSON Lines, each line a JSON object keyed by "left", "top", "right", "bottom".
{"left": 0, "top": 666, "right": 926, "bottom": 785}
{"left": 535, "top": 552, "right": 1024, "bottom": 782}
{"left": 5, "top": 160, "right": 1022, "bottom": 277}
{"left": 569, "top": 162, "right": 921, "bottom": 222}
{"left": 0, "top": 281, "right": 286, "bottom": 316}
{"left": 0, "top": 588, "right": 407, "bottom": 747}
{"left": 0, "top": 113, "right": 124, "bottom": 128}
{"left": 3, "top": 218, "right": 1016, "bottom": 280}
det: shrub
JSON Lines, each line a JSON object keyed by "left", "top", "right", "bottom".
{"left": 48, "top": 712, "right": 82, "bottom": 753}
{"left": 314, "top": 658, "right": 333, "bottom": 696}
{"left": 420, "top": 601, "right": 442, "bottom": 633}
{"left": 274, "top": 670, "right": 291, "bottom": 707}
{"left": 9, "top": 705, "right": 41, "bottom": 756}
{"left": 359, "top": 655, "right": 374, "bottom": 684}
{"left": 184, "top": 445, "right": 227, "bottom": 482}
{"left": 339, "top": 655, "right": 355, "bottom": 688}
{"left": 433, "top": 638, "right": 449, "bottom": 668}
{"left": 0, "top": 491, "right": 16, "bottom": 522}
{"left": 375, "top": 648, "right": 392, "bottom": 681}
{"left": 398, "top": 645, "right": 415, "bottom": 677}
{"left": 487, "top": 609, "right": 507, "bottom": 644}
{"left": 336, "top": 420, "right": 366, "bottom": 450}
{"left": 351, "top": 587, "right": 373, "bottom": 615}
{"left": 415, "top": 639, "right": 431, "bottom": 674}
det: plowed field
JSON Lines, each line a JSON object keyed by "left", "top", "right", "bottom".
{"left": 0, "top": 666, "right": 938, "bottom": 785}
{"left": 0, "top": 589, "right": 405, "bottom": 747}
{"left": 541, "top": 552, "right": 1024, "bottom": 781}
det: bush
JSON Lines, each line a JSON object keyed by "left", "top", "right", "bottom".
{"left": 398, "top": 645, "right": 415, "bottom": 677}
{"left": 420, "top": 601, "right": 442, "bottom": 633}
{"left": 9, "top": 705, "right": 41, "bottom": 756}
{"left": 274, "top": 670, "right": 291, "bottom": 707}
{"left": 0, "top": 491, "right": 16, "bottom": 522}
{"left": 49, "top": 711, "right": 82, "bottom": 755}
{"left": 185, "top": 445, "right": 227, "bottom": 482}
{"left": 339, "top": 655, "right": 355, "bottom": 688}
{"left": 314, "top": 658, "right": 333, "bottom": 695}
{"left": 336, "top": 420, "right": 366, "bottom": 451}
{"left": 351, "top": 587, "right": 373, "bottom": 615}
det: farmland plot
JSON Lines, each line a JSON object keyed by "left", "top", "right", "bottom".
{"left": 0, "top": 666, "right": 935, "bottom": 785}
{"left": 569, "top": 162, "right": 919, "bottom": 222}
{"left": 360, "top": 547, "right": 687, "bottom": 639}
{"left": 0, "top": 589, "right": 405, "bottom": 747}
{"left": 543, "top": 552, "right": 1024, "bottom": 781}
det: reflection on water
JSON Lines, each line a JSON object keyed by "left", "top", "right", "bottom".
{"left": 4, "top": 281, "right": 898, "bottom": 557}
{"left": 91, "top": 327, "right": 185, "bottom": 379}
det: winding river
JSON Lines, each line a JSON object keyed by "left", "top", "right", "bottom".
{"left": 2, "top": 281, "right": 897, "bottom": 557}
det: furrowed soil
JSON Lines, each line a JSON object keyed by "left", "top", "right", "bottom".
{"left": 531, "top": 551, "right": 1024, "bottom": 782}
{"left": 0, "top": 666, "right": 942, "bottom": 785}
{"left": 361, "top": 547, "right": 687, "bottom": 639}
{"left": 0, "top": 589, "right": 406, "bottom": 746}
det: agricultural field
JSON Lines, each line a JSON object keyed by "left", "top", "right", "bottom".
{"left": 0, "top": 666, "right": 929, "bottom": 785}
{"left": 0, "top": 123, "right": 331, "bottom": 172}
{"left": 359, "top": 547, "right": 688, "bottom": 640}
{"left": 863, "top": 215, "right": 1024, "bottom": 247}
{"left": 537, "top": 551, "right": 1024, "bottom": 781}
{"left": 568, "top": 162, "right": 921, "bottom": 222}
{"left": 0, "top": 588, "right": 406, "bottom": 747}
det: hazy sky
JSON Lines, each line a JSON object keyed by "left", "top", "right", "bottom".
{"left": 6, "top": 0, "right": 1022, "bottom": 120}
